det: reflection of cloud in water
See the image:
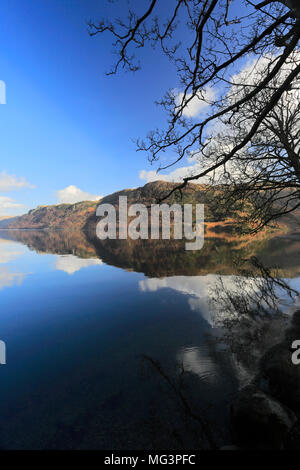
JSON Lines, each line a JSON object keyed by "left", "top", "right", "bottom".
{"left": 141, "top": 274, "right": 300, "bottom": 388}
{"left": 139, "top": 274, "right": 261, "bottom": 296}
{"left": 55, "top": 255, "right": 103, "bottom": 275}
{"left": 139, "top": 275, "right": 229, "bottom": 324}
{"left": 0, "top": 266, "right": 27, "bottom": 290}
{"left": 139, "top": 275, "right": 268, "bottom": 325}
{"left": 187, "top": 297, "right": 211, "bottom": 323}
{"left": 141, "top": 274, "right": 300, "bottom": 391}
{"left": 0, "top": 239, "right": 25, "bottom": 264}
{"left": 178, "top": 346, "right": 218, "bottom": 384}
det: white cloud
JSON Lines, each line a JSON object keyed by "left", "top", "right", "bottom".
{"left": 139, "top": 158, "right": 221, "bottom": 184}
{"left": 0, "top": 171, "right": 33, "bottom": 216}
{"left": 0, "top": 266, "right": 28, "bottom": 290}
{"left": 55, "top": 254, "right": 103, "bottom": 274}
{"left": 0, "top": 196, "right": 25, "bottom": 216}
{"left": 0, "top": 171, "right": 34, "bottom": 191}
{"left": 139, "top": 165, "right": 202, "bottom": 184}
{"left": 140, "top": 52, "right": 300, "bottom": 186}
{"left": 56, "top": 185, "right": 102, "bottom": 204}
{"left": 0, "top": 196, "right": 24, "bottom": 209}
{"left": 176, "top": 87, "right": 215, "bottom": 118}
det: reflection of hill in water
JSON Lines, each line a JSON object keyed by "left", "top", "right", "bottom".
{"left": 0, "top": 230, "right": 97, "bottom": 260}
{"left": 0, "top": 229, "right": 299, "bottom": 278}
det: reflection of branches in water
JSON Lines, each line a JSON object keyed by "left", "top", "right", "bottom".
{"left": 139, "top": 260, "right": 299, "bottom": 449}
{"left": 140, "top": 354, "right": 217, "bottom": 450}
{"left": 211, "top": 256, "right": 298, "bottom": 321}
{"left": 209, "top": 256, "right": 299, "bottom": 379}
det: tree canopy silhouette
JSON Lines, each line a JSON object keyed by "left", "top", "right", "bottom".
{"left": 89, "top": 0, "right": 300, "bottom": 229}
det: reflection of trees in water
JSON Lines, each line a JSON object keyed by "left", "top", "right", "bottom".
{"left": 212, "top": 257, "right": 296, "bottom": 318}
{"left": 209, "top": 256, "right": 298, "bottom": 382}
{"left": 1, "top": 229, "right": 300, "bottom": 447}
{"left": 90, "top": 234, "right": 300, "bottom": 278}
{"left": 141, "top": 256, "right": 299, "bottom": 449}
{"left": 1, "top": 229, "right": 300, "bottom": 278}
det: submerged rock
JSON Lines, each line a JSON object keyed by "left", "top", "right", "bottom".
{"left": 285, "top": 310, "right": 300, "bottom": 343}
{"left": 231, "top": 385, "right": 297, "bottom": 449}
{"left": 292, "top": 310, "right": 300, "bottom": 329}
{"left": 260, "top": 342, "right": 300, "bottom": 411}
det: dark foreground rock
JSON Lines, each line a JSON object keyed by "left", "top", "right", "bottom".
{"left": 231, "top": 385, "right": 297, "bottom": 449}
{"left": 285, "top": 310, "right": 300, "bottom": 343}
{"left": 260, "top": 341, "right": 300, "bottom": 412}
{"left": 292, "top": 310, "right": 300, "bottom": 329}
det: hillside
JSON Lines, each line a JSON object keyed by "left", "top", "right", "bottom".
{"left": 0, "top": 180, "right": 297, "bottom": 234}
{"left": 0, "top": 200, "right": 99, "bottom": 230}
{"left": 0, "top": 181, "right": 213, "bottom": 231}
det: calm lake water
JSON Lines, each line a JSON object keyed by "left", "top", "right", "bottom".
{"left": 0, "top": 229, "right": 299, "bottom": 449}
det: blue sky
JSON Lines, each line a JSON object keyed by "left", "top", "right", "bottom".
{"left": 0, "top": 0, "right": 184, "bottom": 215}
{"left": 0, "top": 0, "right": 248, "bottom": 215}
